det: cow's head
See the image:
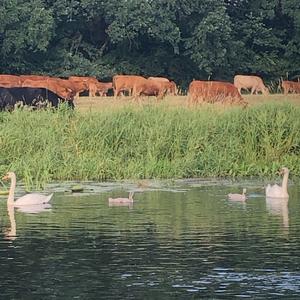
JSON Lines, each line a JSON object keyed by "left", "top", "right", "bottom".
{"left": 263, "top": 86, "right": 270, "bottom": 95}
{"left": 57, "top": 87, "right": 75, "bottom": 100}
{"left": 169, "top": 81, "right": 178, "bottom": 95}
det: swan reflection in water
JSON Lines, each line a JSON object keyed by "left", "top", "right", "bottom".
{"left": 266, "top": 197, "right": 289, "bottom": 233}
{"left": 5, "top": 203, "right": 52, "bottom": 241}
{"left": 5, "top": 205, "right": 16, "bottom": 241}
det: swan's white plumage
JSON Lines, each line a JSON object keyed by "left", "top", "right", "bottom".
{"left": 3, "top": 172, "right": 53, "bottom": 206}
{"left": 14, "top": 193, "right": 53, "bottom": 206}
{"left": 265, "top": 167, "right": 289, "bottom": 198}
{"left": 228, "top": 188, "right": 247, "bottom": 201}
{"left": 108, "top": 192, "right": 134, "bottom": 205}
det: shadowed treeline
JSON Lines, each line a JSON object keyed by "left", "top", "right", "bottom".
{"left": 0, "top": 0, "right": 299, "bottom": 87}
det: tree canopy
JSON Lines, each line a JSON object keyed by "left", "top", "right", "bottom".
{"left": 0, "top": 0, "right": 299, "bottom": 87}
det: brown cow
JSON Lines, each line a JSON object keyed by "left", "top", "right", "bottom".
{"left": 234, "top": 75, "right": 269, "bottom": 95}
{"left": 69, "top": 76, "right": 103, "bottom": 97}
{"left": 88, "top": 80, "right": 113, "bottom": 97}
{"left": 281, "top": 80, "right": 300, "bottom": 94}
{"left": 188, "top": 80, "right": 247, "bottom": 106}
{"left": 133, "top": 79, "right": 171, "bottom": 100}
{"left": 0, "top": 75, "right": 22, "bottom": 87}
{"left": 91, "top": 82, "right": 113, "bottom": 96}
{"left": 113, "top": 75, "right": 146, "bottom": 98}
{"left": 20, "top": 75, "right": 81, "bottom": 92}
{"left": 22, "top": 78, "right": 75, "bottom": 101}
{"left": 168, "top": 81, "right": 178, "bottom": 96}
{"left": 112, "top": 75, "right": 170, "bottom": 100}
{"left": 53, "top": 78, "right": 87, "bottom": 96}
{"left": 148, "top": 77, "right": 178, "bottom": 95}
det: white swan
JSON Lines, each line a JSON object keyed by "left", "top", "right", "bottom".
{"left": 108, "top": 192, "right": 134, "bottom": 206}
{"left": 228, "top": 188, "right": 247, "bottom": 201}
{"left": 3, "top": 172, "right": 53, "bottom": 206}
{"left": 266, "top": 167, "right": 289, "bottom": 198}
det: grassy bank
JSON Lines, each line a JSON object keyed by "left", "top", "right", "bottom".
{"left": 1, "top": 102, "right": 300, "bottom": 188}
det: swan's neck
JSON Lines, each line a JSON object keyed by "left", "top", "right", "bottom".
{"left": 7, "top": 175, "right": 16, "bottom": 206}
{"left": 281, "top": 171, "right": 289, "bottom": 193}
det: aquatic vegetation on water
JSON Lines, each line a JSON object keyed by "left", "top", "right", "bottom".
{"left": 0, "top": 102, "right": 300, "bottom": 189}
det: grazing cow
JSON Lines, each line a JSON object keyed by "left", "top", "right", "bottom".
{"left": 112, "top": 75, "right": 170, "bottom": 100}
{"left": 65, "top": 79, "right": 88, "bottom": 96}
{"left": 157, "top": 80, "right": 178, "bottom": 97}
{"left": 234, "top": 75, "right": 269, "bottom": 95}
{"left": 69, "top": 76, "right": 106, "bottom": 97}
{"left": 57, "top": 78, "right": 88, "bottom": 97}
{"left": 148, "top": 77, "right": 178, "bottom": 95}
{"left": 113, "top": 75, "right": 146, "bottom": 98}
{"left": 188, "top": 80, "right": 247, "bottom": 106}
{"left": 131, "top": 78, "right": 174, "bottom": 100}
{"left": 21, "top": 76, "right": 83, "bottom": 96}
{"left": 168, "top": 81, "right": 178, "bottom": 95}
{"left": 89, "top": 81, "right": 113, "bottom": 96}
{"left": 0, "top": 87, "right": 74, "bottom": 111}
{"left": 21, "top": 78, "right": 75, "bottom": 101}
{"left": 281, "top": 80, "right": 300, "bottom": 94}
{"left": 0, "top": 75, "right": 22, "bottom": 88}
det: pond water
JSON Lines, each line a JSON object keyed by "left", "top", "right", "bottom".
{"left": 1, "top": 179, "right": 300, "bottom": 299}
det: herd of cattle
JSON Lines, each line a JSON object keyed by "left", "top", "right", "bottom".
{"left": 0, "top": 73, "right": 299, "bottom": 110}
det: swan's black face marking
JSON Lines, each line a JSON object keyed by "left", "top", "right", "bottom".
{"left": 280, "top": 167, "right": 289, "bottom": 175}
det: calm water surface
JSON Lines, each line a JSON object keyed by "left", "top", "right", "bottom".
{"left": 1, "top": 179, "right": 300, "bottom": 299}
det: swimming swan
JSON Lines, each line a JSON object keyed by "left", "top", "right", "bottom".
{"left": 108, "top": 192, "right": 134, "bottom": 205}
{"left": 228, "top": 188, "right": 247, "bottom": 201}
{"left": 3, "top": 172, "right": 53, "bottom": 206}
{"left": 266, "top": 167, "right": 289, "bottom": 198}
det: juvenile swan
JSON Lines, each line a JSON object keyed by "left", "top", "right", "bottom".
{"left": 228, "top": 188, "right": 247, "bottom": 201}
{"left": 266, "top": 167, "right": 289, "bottom": 198}
{"left": 3, "top": 172, "right": 53, "bottom": 206}
{"left": 108, "top": 192, "right": 134, "bottom": 204}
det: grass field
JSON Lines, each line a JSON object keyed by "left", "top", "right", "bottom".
{"left": 1, "top": 93, "right": 300, "bottom": 188}
{"left": 74, "top": 94, "right": 300, "bottom": 112}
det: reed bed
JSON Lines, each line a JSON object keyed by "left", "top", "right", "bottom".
{"left": 1, "top": 102, "right": 300, "bottom": 188}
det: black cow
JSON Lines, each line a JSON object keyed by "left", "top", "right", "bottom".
{"left": 0, "top": 87, "right": 74, "bottom": 111}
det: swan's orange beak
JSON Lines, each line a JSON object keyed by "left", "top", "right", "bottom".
{"left": 279, "top": 168, "right": 285, "bottom": 175}
{"left": 2, "top": 174, "right": 9, "bottom": 181}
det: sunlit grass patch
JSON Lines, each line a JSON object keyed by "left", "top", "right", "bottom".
{"left": 0, "top": 102, "right": 300, "bottom": 188}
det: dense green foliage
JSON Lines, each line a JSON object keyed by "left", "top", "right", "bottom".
{"left": 0, "top": 102, "right": 300, "bottom": 188}
{"left": 0, "top": 0, "right": 299, "bottom": 87}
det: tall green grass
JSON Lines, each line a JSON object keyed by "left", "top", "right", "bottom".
{"left": 1, "top": 102, "right": 300, "bottom": 188}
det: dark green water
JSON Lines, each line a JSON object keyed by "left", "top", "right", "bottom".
{"left": 1, "top": 179, "right": 300, "bottom": 299}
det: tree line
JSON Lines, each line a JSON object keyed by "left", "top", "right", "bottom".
{"left": 0, "top": 0, "right": 299, "bottom": 88}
